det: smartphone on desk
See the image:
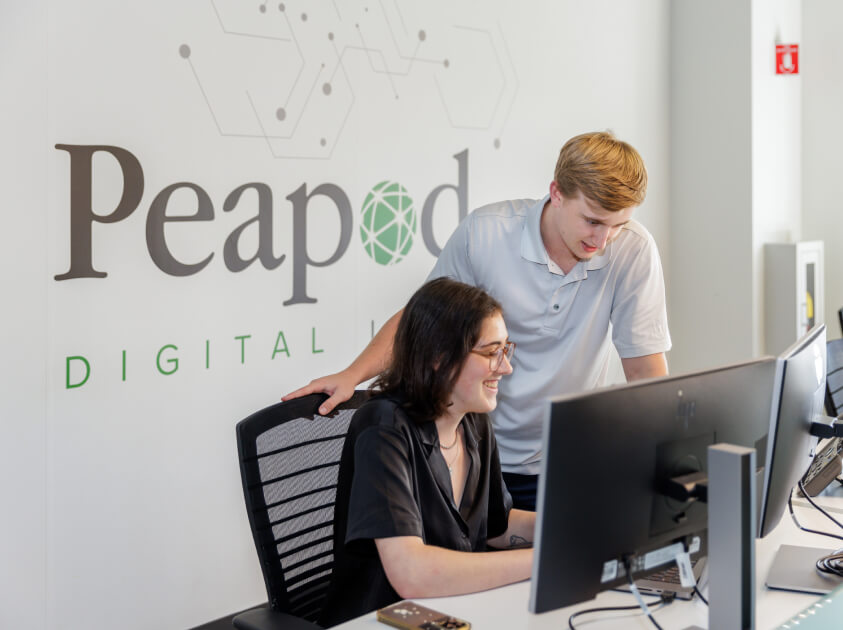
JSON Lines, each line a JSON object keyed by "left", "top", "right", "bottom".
{"left": 377, "top": 600, "right": 471, "bottom": 630}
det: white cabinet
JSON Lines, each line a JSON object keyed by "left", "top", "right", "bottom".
{"left": 764, "top": 241, "right": 824, "bottom": 354}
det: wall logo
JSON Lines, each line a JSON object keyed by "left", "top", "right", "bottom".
{"left": 359, "top": 181, "right": 416, "bottom": 266}
{"left": 55, "top": 145, "right": 470, "bottom": 389}
{"left": 54, "top": 145, "right": 468, "bottom": 304}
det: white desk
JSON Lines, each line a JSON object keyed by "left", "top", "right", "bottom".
{"left": 335, "top": 486, "right": 843, "bottom": 630}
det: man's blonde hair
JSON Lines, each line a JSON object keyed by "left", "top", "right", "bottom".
{"left": 554, "top": 131, "right": 647, "bottom": 212}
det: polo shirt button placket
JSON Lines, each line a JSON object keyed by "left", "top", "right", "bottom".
{"left": 542, "top": 292, "right": 567, "bottom": 331}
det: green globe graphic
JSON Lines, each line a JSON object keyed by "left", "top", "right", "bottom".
{"left": 359, "top": 181, "right": 417, "bottom": 265}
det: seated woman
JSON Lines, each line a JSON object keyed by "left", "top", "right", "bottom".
{"left": 319, "top": 277, "right": 535, "bottom": 627}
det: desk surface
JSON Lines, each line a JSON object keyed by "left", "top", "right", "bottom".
{"left": 335, "top": 487, "right": 843, "bottom": 630}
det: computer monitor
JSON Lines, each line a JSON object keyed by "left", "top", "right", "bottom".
{"left": 529, "top": 357, "right": 778, "bottom": 614}
{"left": 761, "top": 325, "right": 840, "bottom": 595}
{"left": 759, "top": 324, "right": 827, "bottom": 537}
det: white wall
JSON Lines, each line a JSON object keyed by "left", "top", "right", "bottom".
{"left": 0, "top": 4, "right": 47, "bottom": 629}
{"left": 669, "top": 0, "right": 754, "bottom": 373}
{"left": 2, "top": 2, "right": 671, "bottom": 628}
{"left": 803, "top": 0, "right": 843, "bottom": 341}
{"left": 668, "top": 0, "right": 803, "bottom": 373}
{"left": 751, "top": 0, "right": 803, "bottom": 353}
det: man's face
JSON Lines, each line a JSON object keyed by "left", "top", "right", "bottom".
{"left": 543, "top": 182, "right": 636, "bottom": 272}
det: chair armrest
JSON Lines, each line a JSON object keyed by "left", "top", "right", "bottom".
{"left": 232, "top": 606, "right": 322, "bottom": 630}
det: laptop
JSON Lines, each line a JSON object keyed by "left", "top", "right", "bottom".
{"left": 617, "top": 555, "right": 708, "bottom": 600}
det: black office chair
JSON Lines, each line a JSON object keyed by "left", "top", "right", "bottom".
{"left": 827, "top": 338, "right": 843, "bottom": 418}
{"left": 233, "top": 391, "right": 370, "bottom": 630}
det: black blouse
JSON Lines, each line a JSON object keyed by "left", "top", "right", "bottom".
{"left": 318, "top": 395, "right": 513, "bottom": 627}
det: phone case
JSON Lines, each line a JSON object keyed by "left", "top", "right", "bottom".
{"left": 377, "top": 600, "right": 471, "bottom": 630}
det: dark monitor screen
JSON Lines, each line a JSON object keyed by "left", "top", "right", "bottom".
{"left": 529, "top": 357, "right": 777, "bottom": 614}
{"left": 758, "top": 324, "right": 827, "bottom": 537}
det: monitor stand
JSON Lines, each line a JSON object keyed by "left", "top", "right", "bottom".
{"left": 765, "top": 544, "right": 842, "bottom": 594}
{"left": 683, "top": 443, "right": 757, "bottom": 630}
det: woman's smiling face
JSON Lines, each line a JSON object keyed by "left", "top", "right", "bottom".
{"left": 448, "top": 312, "right": 513, "bottom": 418}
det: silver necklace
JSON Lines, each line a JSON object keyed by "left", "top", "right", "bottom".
{"left": 443, "top": 440, "right": 461, "bottom": 474}
{"left": 439, "top": 428, "right": 460, "bottom": 450}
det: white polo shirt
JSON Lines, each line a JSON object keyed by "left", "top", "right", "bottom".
{"left": 427, "top": 196, "right": 671, "bottom": 474}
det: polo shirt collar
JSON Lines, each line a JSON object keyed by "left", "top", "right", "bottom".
{"left": 520, "top": 194, "right": 612, "bottom": 278}
{"left": 520, "top": 196, "right": 549, "bottom": 265}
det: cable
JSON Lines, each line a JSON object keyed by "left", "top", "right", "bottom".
{"left": 816, "top": 549, "right": 843, "bottom": 577}
{"left": 693, "top": 584, "right": 708, "bottom": 606}
{"left": 798, "top": 480, "right": 843, "bottom": 530}
{"left": 567, "top": 597, "right": 672, "bottom": 630}
{"left": 623, "top": 557, "right": 665, "bottom": 630}
{"left": 794, "top": 477, "right": 843, "bottom": 578}
{"left": 674, "top": 539, "right": 707, "bottom": 606}
{"left": 788, "top": 487, "right": 843, "bottom": 542}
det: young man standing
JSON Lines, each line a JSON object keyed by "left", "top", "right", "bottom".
{"left": 285, "top": 131, "right": 671, "bottom": 509}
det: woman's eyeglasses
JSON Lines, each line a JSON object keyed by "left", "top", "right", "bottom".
{"left": 470, "top": 341, "right": 516, "bottom": 371}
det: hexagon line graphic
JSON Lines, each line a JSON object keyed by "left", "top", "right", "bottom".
{"left": 181, "top": 1, "right": 520, "bottom": 158}
{"left": 211, "top": 0, "right": 291, "bottom": 42}
{"left": 433, "top": 25, "right": 505, "bottom": 130}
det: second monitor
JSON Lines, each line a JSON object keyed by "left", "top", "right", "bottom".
{"left": 529, "top": 356, "right": 778, "bottom": 614}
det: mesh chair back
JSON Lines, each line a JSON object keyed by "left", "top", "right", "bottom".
{"left": 236, "top": 391, "right": 369, "bottom": 623}
{"left": 828, "top": 339, "right": 843, "bottom": 418}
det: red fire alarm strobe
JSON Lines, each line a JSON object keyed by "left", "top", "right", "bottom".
{"left": 776, "top": 43, "right": 799, "bottom": 75}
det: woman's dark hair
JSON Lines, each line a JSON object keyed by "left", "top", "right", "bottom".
{"left": 372, "top": 277, "right": 502, "bottom": 423}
